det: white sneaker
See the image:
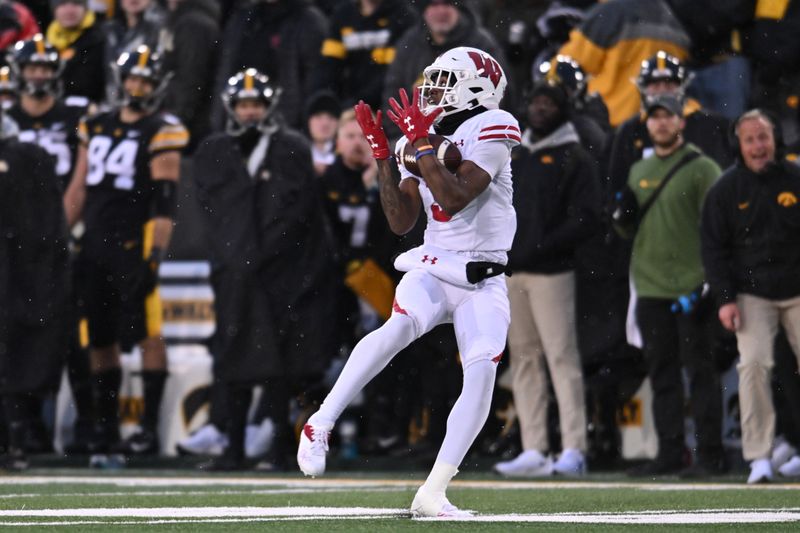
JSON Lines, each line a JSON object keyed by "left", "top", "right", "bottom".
{"left": 297, "top": 423, "right": 330, "bottom": 477}
{"left": 747, "top": 458, "right": 774, "bottom": 484}
{"left": 175, "top": 424, "right": 228, "bottom": 456}
{"left": 779, "top": 455, "right": 800, "bottom": 477}
{"left": 410, "top": 487, "right": 473, "bottom": 518}
{"left": 771, "top": 437, "right": 797, "bottom": 470}
{"left": 493, "top": 449, "right": 553, "bottom": 478}
{"left": 245, "top": 418, "right": 275, "bottom": 459}
{"left": 553, "top": 448, "right": 587, "bottom": 477}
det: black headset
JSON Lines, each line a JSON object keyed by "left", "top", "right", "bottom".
{"left": 728, "top": 108, "right": 785, "bottom": 161}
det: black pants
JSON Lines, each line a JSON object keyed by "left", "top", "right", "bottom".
{"left": 636, "top": 297, "right": 723, "bottom": 463}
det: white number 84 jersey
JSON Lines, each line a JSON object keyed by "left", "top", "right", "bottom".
{"left": 395, "top": 109, "right": 520, "bottom": 255}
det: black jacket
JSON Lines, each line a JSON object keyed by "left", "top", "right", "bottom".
{"left": 509, "top": 123, "right": 601, "bottom": 274}
{"left": 607, "top": 104, "right": 734, "bottom": 198}
{"left": 314, "top": 0, "right": 417, "bottom": 109}
{"left": 0, "top": 139, "right": 69, "bottom": 394}
{"left": 160, "top": 0, "right": 220, "bottom": 151}
{"left": 193, "top": 127, "right": 337, "bottom": 382}
{"left": 214, "top": 1, "right": 327, "bottom": 130}
{"left": 701, "top": 159, "right": 800, "bottom": 304}
{"left": 60, "top": 20, "right": 106, "bottom": 103}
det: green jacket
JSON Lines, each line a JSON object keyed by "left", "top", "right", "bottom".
{"left": 629, "top": 143, "right": 720, "bottom": 299}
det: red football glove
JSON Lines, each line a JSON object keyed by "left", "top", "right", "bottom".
{"left": 387, "top": 88, "right": 443, "bottom": 146}
{"left": 354, "top": 100, "right": 391, "bottom": 160}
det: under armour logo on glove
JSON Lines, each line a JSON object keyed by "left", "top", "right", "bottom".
{"left": 354, "top": 101, "right": 390, "bottom": 160}
{"left": 387, "top": 88, "right": 442, "bottom": 145}
{"left": 421, "top": 255, "right": 438, "bottom": 265}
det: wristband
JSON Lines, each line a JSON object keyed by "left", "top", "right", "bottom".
{"left": 415, "top": 144, "right": 433, "bottom": 152}
{"left": 415, "top": 149, "right": 435, "bottom": 161}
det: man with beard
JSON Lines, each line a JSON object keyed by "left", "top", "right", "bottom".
{"left": 617, "top": 94, "right": 725, "bottom": 477}
{"left": 493, "top": 78, "right": 599, "bottom": 478}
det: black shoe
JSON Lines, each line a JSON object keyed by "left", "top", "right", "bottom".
{"left": 627, "top": 455, "right": 684, "bottom": 477}
{"left": 197, "top": 454, "right": 245, "bottom": 471}
{"left": 86, "top": 424, "right": 121, "bottom": 455}
{"left": 679, "top": 457, "right": 729, "bottom": 479}
{"left": 115, "top": 428, "right": 159, "bottom": 455}
{"left": 64, "top": 420, "right": 96, "bottom": 455}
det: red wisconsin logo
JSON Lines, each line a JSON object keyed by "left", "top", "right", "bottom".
{"left": 467, "top": 51, "right": 502, "bottom": 88}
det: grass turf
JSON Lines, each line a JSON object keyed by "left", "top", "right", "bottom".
{"left": 0, "top": 470, "right": 797, "bottom": 531}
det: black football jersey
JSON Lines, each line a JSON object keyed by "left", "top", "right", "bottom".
{"left": 7, "top": 95, "right": 89, "bottom": 191}
{"left": 320, "top": 156, "right": 393, "bottom": 264}
{"left": 79, "top": 109, "right": 188, "bottom": 239}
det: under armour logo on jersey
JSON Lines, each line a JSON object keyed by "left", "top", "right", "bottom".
{"left": 421, "top": 255, "right": 438, "bottom": 265}
{"left": 404, "top": 116, "right": 414, "bottom": 131}
{"left": 366, "top": 134, "right": 379, "bottom": 149}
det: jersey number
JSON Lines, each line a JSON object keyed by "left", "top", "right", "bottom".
{"left": 86, "top": 136, "right": 139, "bottom": 190}
{"left": 338, "top": 205, "right": 370, "bottom": 247}
{"left": 19, "top": 131, "right": 72, "bottom": 176}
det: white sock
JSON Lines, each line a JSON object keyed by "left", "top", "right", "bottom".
{"left": 421, "top": 461, "right": 459, "bottom": 495}
{"left": 436, "top": 359, "right": 497, "bottom": 467}
{"left": 310, "top": 314, "right": 417, "bottom": 428}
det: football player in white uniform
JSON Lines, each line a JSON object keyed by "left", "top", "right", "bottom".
{"left": 297, "top": 47, "right": 520, "bottom": 518}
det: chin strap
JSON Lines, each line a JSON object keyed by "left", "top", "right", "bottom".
{"left": 434, "top": 106, "right": 488, "bottom": 135}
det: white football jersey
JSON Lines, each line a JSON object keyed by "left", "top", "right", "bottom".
{"left": 395, "top": 109, "right": 520, "bottom": 255}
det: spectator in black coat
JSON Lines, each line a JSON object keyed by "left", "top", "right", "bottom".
{"left": 46, "top": 0, "right": 106, "bottom": 103}
{"left": 159, "top": 0, "right": 220, "bottom": 152}
{"left": 214, "top": 0, "right": 328, "bottom": 131}
{"left": 193, "top": 69, "right": 338, "bottom": 470}
{"left": 495, "top": 79, "right": 599, "bottom": 478}
{"left": 0, "top": 133, "right": 69, "bottom": 470}
{"left": 314, "top": 0, "right": 417, "bottom": 109}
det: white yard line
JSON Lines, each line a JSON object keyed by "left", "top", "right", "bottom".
{"left": 1, "top": 476, "right": 798, "bottom": 491}
{"left": 0, "top": 486, "right": 405, "bottom": 499}
{"left": 0, "top": 507, "right": 799, "bottom": 525}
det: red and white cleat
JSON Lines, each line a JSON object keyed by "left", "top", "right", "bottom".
{"left": 297, "top": 423, "right": 330, "bottom": 477}
{"left": 410, "top": 487, "right": 473, "bottom": 518}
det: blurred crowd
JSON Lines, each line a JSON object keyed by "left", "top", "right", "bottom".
{"left": 0, "top": 0, "right": 799, "bottom": 481}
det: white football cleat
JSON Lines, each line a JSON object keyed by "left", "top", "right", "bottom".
{"left": 493, "top": 449, "right": 553, "bottom": 477}
{"left": 245, "top": 418, "right": 275, "bottom": 459}
{"left": 779, "top": 455, "right": 800, "bottom": 477}
{"left": 297, "top": 423, "right": 330, "bottom": 477}
{"left": 175, "top": 424, "right": 228, "bottom": 456}
{"left": 771, "top": 437, "right": 797, "bottom": 470}
{"left": 747, "top": 458, "right": 774, "bottom": 484}
{"left": 553, "top": 448, "right": 587, "bottom": 477}
{"left": 410, "top": 487, "right": 473, "bottom": 518}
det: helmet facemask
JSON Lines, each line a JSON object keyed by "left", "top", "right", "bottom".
{"left": 113, "top": 48, "right": 172, "bottom": 113}
{"left": 222, "top": 70, "right": 282, "bottom": 136}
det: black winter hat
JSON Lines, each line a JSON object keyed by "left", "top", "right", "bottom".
{"left": 529, "top": 81, "right": 569, "bottom": 111}
{"left": 306, "top": 90, "right": 341, "bottom": 119}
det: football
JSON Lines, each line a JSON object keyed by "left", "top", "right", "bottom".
{"left": 400, "top": 134, "right": 462, "bottom": 177}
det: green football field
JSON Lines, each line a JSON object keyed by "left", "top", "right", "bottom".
{"left": 0, "top": 470, "right": 798, "bottom": 531}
